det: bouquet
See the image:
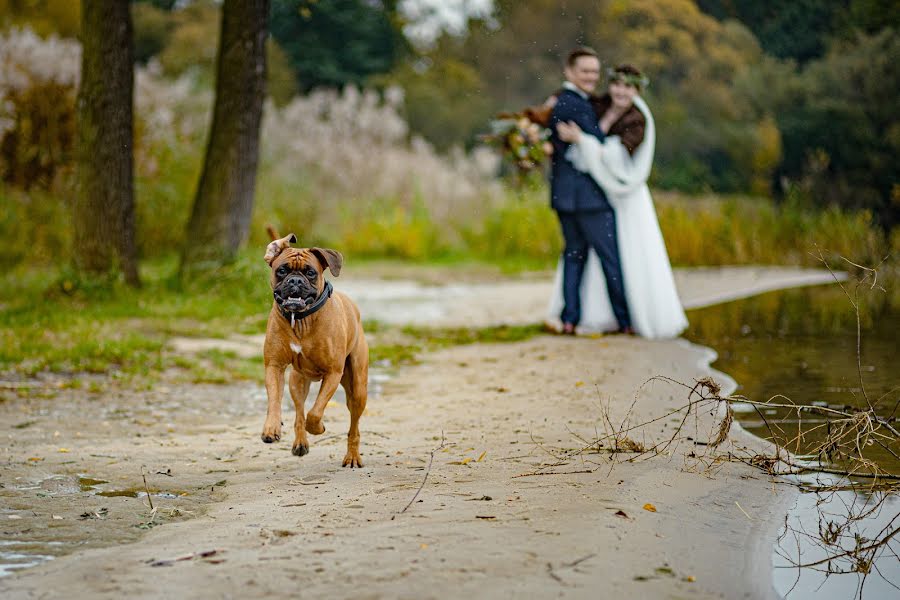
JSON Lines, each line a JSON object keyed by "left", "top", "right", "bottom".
{"left": 481, "top": 104, "right": 554, "bottom": 181}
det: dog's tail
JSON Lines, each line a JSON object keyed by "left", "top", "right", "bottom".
{"left": 266, "top": 224, "right": 279, "bottom": 241}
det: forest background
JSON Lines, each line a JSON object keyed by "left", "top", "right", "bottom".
{"left": 1, "top": 0, "right": 897, "bottom": 274}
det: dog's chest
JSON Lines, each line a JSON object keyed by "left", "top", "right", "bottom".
{"left": 289, "top": 338, "right": 325, "bottom": 379}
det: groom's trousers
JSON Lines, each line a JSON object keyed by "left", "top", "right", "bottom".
{"left": 557, "top": 209, "right": 632, "bottom": 329}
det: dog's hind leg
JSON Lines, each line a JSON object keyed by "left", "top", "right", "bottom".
{"left": 305, "top": 371, "right": 341, "bottom": 436}
{"left": 288, "top": 369, "right": 312, "bottom": 456}
{"left": 340, "top": 345, "right": 368, "bottom": 468}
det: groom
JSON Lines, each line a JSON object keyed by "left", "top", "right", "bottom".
{"left": 549, "top": 47, "right": 632, "bottom": 335}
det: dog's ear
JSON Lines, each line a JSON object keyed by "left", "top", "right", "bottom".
{"left": 310, "top": 248, "right": 343, "bottom": 277}
{"left": 264, "top": 233, "right": 297, "bottom": 266}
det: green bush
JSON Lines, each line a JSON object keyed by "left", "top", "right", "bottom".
{"left": 462, "top": 191, "right": 561, "bottom": 261}
{"left": 0, "top": 184, "right": 72, "bottom": 270}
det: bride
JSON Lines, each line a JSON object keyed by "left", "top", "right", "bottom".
{"left": 547, "top": 65, "right": 688, "bottom": 339}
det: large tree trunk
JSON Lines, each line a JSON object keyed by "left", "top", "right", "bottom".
{"left": 181, "top": 0, "right": 269, "bottom": 273}
{"left": 74, "top": 0, "right": 140, "bottom": 287}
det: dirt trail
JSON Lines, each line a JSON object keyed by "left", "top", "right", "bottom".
{"left": 0, "top": 267, "right": 834, "bottom": 599}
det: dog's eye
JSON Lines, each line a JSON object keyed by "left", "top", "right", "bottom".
{"left": 305, "top": 268, "right": 316, "bottom": 278}
{"left": 276, "top": 266, "right": 288, "bottom": 277}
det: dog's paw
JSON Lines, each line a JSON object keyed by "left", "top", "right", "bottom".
{"left": 305, "top": 416, "right": 325, "bottom": 436}
{"left": 342, "top": 450, "right": 363, "bottom": 468}
{"left": 261, "top": 423, "right": 282, "bottom": 443}
{"left": 291, "top": 443, "right": 309, "bottom": 457}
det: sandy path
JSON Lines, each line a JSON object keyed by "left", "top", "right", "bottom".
{"left": 337, "top": 265, "right": 844, "bottom": 327}
{"left": 1, "top": 267, "right": 834, "bottom": 599}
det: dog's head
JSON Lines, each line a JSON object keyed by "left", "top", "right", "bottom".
{"left": 264, "top": 233, "right": 342, "bottom": 313}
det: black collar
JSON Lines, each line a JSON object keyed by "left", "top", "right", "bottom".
{"left": 280, "top": 281, "right": 333, "bottom": 324}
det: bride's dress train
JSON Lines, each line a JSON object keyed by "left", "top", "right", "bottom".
{"left": 546, "top": 96, "right": 687, "bottom": 339}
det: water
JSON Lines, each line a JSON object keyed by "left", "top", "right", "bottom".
{"left": 0, "top": 541, "right": 62, "bottom": 577}
{"left": 684, "top": 282, "right": 899, "bottom": 598}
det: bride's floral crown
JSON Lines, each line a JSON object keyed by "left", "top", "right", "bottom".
{"left": 608, "top": 67, "right": 649, "bottom": 90}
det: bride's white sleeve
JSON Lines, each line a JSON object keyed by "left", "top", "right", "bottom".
{"left": 594, "top": 136, "right": 632, "bottom": 182}
{"left": 564, "top": 134, "right": 611, "bottom": 178}
{"left": 566, "top": 134, "right": 634, "bottom": 197}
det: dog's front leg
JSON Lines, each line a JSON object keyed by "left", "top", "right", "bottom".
{"left": 305, "top": 371, "right": 341, "bottom": 436}
{"left": 261, "top": 364, "right": 286, "bottom": 443}
{"left": 288, "top": 369, "right": 312, "bottom": 456}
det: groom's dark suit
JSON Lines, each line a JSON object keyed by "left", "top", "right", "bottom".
{"left": 550, "top": 87, "right": 631, "bottom": 329}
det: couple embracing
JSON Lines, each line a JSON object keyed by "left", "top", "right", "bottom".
{"left": 545, "top": 47, "right": 687, "bottom": 339}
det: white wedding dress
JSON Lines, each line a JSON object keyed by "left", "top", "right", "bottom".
{"left": 546, "top": 96, "right": 688, "bottom": 339}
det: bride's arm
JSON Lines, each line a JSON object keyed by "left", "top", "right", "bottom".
{"left": 557, "top": 121, "right": 613, "bottom": 178}
{"left": 571, "top": 133, "right": 617, "bottom": 181}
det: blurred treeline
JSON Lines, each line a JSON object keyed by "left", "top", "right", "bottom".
{"left": 0, "top": 0, "right": 897, "bottom": 271}
{"left": 392, "top": 0, "right": 899, "bottom": 228}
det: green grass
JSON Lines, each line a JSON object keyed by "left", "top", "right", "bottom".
{"left": 403, "top": 323, "right": 546, "bottom": 348}
{"left": 0, "top": 252, "right": 551, "bottom": 387}
{"left": 368, "top": 343, "right": 423, "bottom": 367}
{"left": 368, "top": 324, "right": 547, "bottom": 369}
{"left": 0, "top": 253, "right": 273, "bottom": 386}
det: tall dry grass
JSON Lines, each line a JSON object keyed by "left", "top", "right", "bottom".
{"left": 653, "top": 191, "right": 890, "bottom": 267}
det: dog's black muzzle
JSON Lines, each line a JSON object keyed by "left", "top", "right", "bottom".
{"left": 274, "top": 275, "right": 317, "bottom": 312}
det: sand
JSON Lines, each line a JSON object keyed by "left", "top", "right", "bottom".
{"left": 0, "top": 266, "right": 839, "bottom": 599}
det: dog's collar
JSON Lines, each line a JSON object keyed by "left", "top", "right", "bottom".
{"left": 280, "top": 281, "right": 333, "bottom": 325}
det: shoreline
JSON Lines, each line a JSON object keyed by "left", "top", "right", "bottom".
{"left": 0, "top": 267, "right": 840, "bottom": 598}
{"left": 686, "top": 337, "right": 800, "bottom": 599}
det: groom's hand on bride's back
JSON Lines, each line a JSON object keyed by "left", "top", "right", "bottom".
{"left": 557, "top": 121, "right": 582, "bottom": 143}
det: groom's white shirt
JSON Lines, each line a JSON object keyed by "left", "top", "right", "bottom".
{"left": 562, "top": 81, "right": 589, "bottom": 100}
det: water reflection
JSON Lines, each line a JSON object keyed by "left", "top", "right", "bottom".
{"left": 773, "top": 489, "right": 899, "bottom": 599}
{"left": 684, "top": 282, "right": 899, "bottom": 598}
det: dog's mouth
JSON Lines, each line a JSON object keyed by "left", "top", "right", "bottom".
{"left": 274, "top": 289, "right": 313, "bottom": 312}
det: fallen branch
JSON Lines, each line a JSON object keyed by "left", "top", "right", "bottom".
{"left": 395, "top": 431, "right": 446, "bottom": 517}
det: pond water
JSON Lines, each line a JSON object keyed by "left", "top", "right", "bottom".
{"left": 684, "top": 282, "right": 899, "bottom": 599}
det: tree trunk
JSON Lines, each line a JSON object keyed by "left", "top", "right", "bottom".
{"left": 181, "top": 0, "right": 269, "bottom": 273}
{"left": 74, "top": 0, "right": 140, "bottom": 287}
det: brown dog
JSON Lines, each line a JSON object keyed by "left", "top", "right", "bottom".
{"left": 261, "top": 230, "right": 368, "bottom": 467}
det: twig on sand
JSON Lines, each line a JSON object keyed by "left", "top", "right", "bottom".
{"left": 546, "top": 553, "right": 596, "bottom": 586}
{"left": 565, "top": 553, "right": 597, "bottom": 569}
{"left": 148, "top": 549, "right": 220, "bottom": 567}
{"left": 141, "top": 466, "right": 154, "bottom": 512}
{"left": 512, "top": 468, "right": 598, "bottom": 479}
{"left": 395, "top": 431, "right": 447, "bottom": 517}
{"left": 735, "top": 501, "right": 753, "bottom": 521}
{"left": 546, "top": 562, "right": 565, "bottom": 585}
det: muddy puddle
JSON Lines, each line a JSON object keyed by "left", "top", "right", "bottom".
{"left": 0, "top": 382, "right": 269, "bottom": 579}
{"left": 1, "top": 471, "right": 214, "bottom": 578}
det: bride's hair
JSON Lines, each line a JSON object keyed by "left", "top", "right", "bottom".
{"left": 609, "top": 64, "right": 649, "bottom": 91}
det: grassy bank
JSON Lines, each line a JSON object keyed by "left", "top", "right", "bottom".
{"left": 1, "top": 179, "right": 894, "bottom": 389}
{"left": 0, "top": 257, "right": 269, "bottom": 390}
